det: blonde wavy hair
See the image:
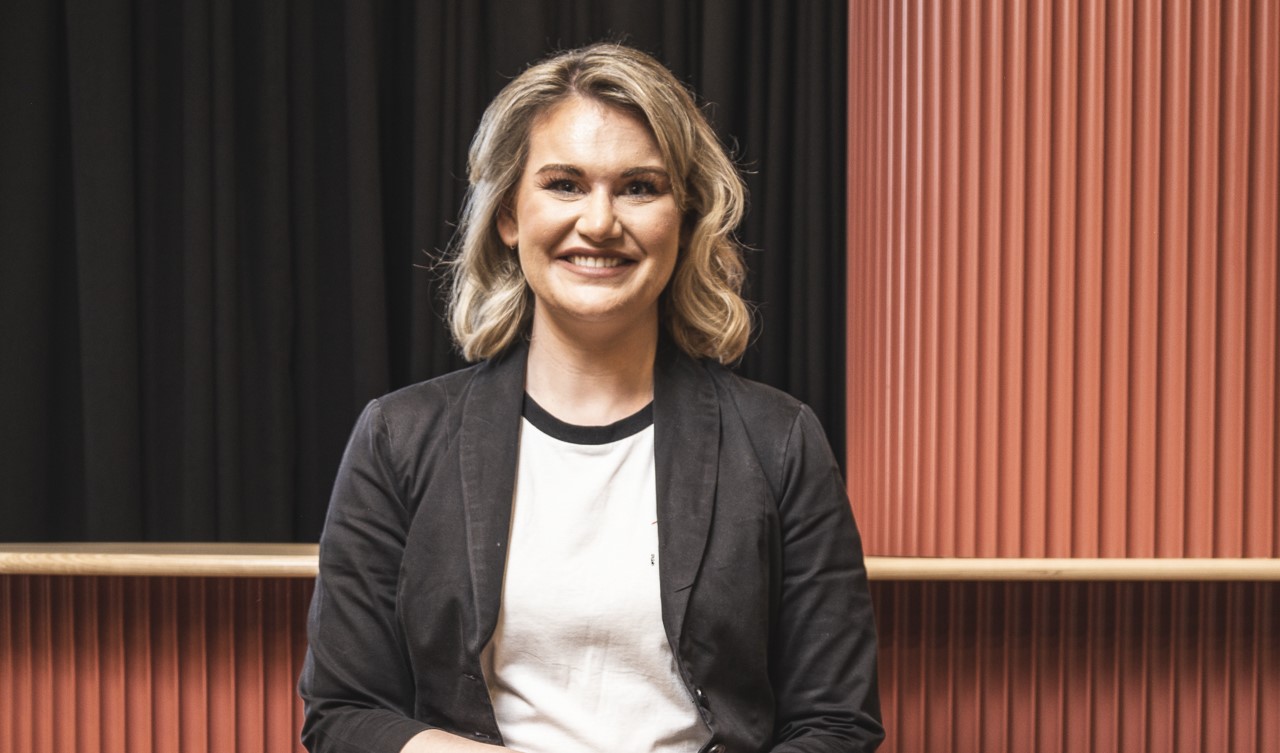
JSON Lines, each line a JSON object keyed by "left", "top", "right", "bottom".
{"left": 446, "top": 43, "right": 751, "bottom": 363}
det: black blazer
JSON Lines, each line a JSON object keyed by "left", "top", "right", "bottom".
{"left": 299, "top": 342, "right": 883, "bottom": 753}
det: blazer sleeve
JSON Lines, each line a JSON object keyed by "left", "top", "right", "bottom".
{"left": 769, "top": 404, "right": 884, "bottom": 753}
{"left": 299, "top": 398, "right": 433, "bottom": 753}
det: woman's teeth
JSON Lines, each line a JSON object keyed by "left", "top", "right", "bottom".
{"left": 567, "top": 255, "right": 624, "bottom": 268}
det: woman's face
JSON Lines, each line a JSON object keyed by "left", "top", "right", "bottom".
{"left": 498, "top": 96, "right": 682, "bottom": 338}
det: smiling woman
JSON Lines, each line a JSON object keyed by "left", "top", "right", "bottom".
{"left": 298, "top": 43, "right": 882, "bottom": 753}
{"left": 446, "top": 45, "right": 751, "bottom": 373}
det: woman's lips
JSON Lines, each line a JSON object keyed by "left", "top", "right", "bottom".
{"left": 564, "top": 254, "right": 628, "bottom": 269}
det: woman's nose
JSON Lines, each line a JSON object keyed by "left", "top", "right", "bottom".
{"left": 576, "top": 188, "right": 622, "bottom": 242}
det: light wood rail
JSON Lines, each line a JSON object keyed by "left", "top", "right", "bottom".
{"left": 1, "top": 544, "right": 1277, "bottom": 580}
{"left": 0, "top": 542, "right": 319, "bottom": 577}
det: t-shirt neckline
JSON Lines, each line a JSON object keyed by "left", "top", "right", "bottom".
{"left": 521, "top": 393, "right": 654, "bottom": 445}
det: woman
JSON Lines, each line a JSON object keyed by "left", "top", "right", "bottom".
{"left": 300, "top": 43, "right": 882, "bottom": 753}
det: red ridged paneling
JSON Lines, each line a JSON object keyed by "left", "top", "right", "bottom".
{"left": 0, "top": 576, "right": 311, "bottom": 753}
{"left": 873, "top": 581, "right": 1280, "bottom": 753}
{"left": 846, "top": 0, "right": 1280, "bottom": 557}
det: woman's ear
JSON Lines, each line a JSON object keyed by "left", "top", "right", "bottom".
{"left": 497, "top": 205, "right": 518, "bottom": 248}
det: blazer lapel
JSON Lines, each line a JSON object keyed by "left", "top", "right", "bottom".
{"left": 458, "top": 342, "right": 527, "bottom": 650}
{"left": 653, "top": 344, "right": 721, "bottom": 644}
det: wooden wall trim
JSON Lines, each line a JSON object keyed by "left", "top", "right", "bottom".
{"left": 0, "top": 544, "right": 318, "bottom": 578}
{"left": 4, "top": 545, "right": 1279, "bottom": 581}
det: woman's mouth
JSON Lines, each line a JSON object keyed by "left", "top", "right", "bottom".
{"left": 565, "top": 255, "right": 627, "bottom": 269}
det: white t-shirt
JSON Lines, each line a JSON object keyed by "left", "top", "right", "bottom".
{"left": 481, "top": 395, "right": 710, "bottom": 753}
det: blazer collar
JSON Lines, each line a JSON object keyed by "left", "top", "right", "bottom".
{"left": 458, "top": 341, "right": 526, "bottom": 650}
{"left": 652, "top": 341, "right": 721, "bottom": 644}
{"left": 459, "top": 338, "right": 722, "bottom": 647}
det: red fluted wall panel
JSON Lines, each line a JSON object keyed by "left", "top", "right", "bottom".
{"left": 0, "top": 576, "right": 311, "bottom": 753}
{"left": 874, "top": 581, "right": 1280, "bottom": 753}
{"left": 847, "top": 0, "right": 1279, "bottom": 557}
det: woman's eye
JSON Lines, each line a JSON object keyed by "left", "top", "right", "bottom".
{"left": 624, "top": 181, "right": 659, "bottom": 196}
{"left": 545, "top": 179, "right": 580, "bottom": 193}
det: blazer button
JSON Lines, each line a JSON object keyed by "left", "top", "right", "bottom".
{"left": 707, "top": 744, "right": 726, "bottom": 753}
{"left": 694, "top": 686, "right": 708, "bottom": 706}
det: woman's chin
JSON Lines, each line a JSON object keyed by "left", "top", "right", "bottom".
{"left": 535, "top": 296, "right": 659, "bottom": 335}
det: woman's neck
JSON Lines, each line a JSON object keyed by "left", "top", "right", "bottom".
{"left": 524, "top": 312, "right": 658, "bottom": 426}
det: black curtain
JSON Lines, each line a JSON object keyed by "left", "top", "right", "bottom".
{"left": 0, "top": 0, "right": 847, "bottom": 542}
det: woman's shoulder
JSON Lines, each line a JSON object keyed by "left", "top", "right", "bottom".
{"left": 362, "top": 360, "right": 491, "bottom": 440}
{"left": 376, "top": 361, "right": 487, "bottom": 411}
{"left": 700, "top": 360, "right": 809, "bottom": 429}
{"left": 697, "top": 361, "right": 840, "bottom": 499}
{"left": 373, "top": 340, "right": 524, "bottom": 412}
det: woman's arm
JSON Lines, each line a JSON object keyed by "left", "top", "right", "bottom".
{"left": 299, "top": 399, "right": 433, "bottom": 753}
{"left": 768, "top": 405, "right": 883, "bottom": 752}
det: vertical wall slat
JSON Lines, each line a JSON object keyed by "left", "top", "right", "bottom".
{"left": 8, "top": 577, "right": 35, "bottom": 753}
{"left": 124, "top": 576, "right": 153, "bottom": 752}
{"left": 998, "top": 0, "right": 1027, "bottom": 558}
{"left": 1215, "top": 0, "right": 1251, "bottom": 557}
{"left": 1145, "top": 581, "right": 1172, "bottom": 751}
{"left": 888, "top": 0, "right": 905, "bottom": 558}
{"left": 100, "top": 578, "right": 127, "bottom": 753}
{"left": 1048, "top": 0, "right": 1079, "bottom": 557}
{"left": 33, "top": 577, "right": 53, "bottom": 752}
{"left": 1074, "top": 0, "right": 1105, "bottom": 559}
{"left": 73, "top": 578, "right": 100, "bottom": 753}
{"left": 955, "top": 0, "right": 981, "bottom": 556}
{"left": 153, "top": 578, "right": 181, "bottom": 750}
{"left": 208, "top": 579, "right": 236, "bottom": 752}
{"left": 1156, "top": 0, "right": 1191, "bottom": 558}
{"left": 1100, "top": 0, "right": 1134, "bottom": 558}
{"left": 1128, "top": 0, "right": 1162, "bottom": 558}
{"left": 179, "top": 579, "right": 210, "bottom": 753}
{"left": 1185, "top": 0, "right": 1221, "bottom": 557}
{"left": 236, "top": 579, "right": 266, "bottom": 753}
{"left": 1245, "top": 0, "right": 1279, "bottom": 556}
{"left": 848, "top": 0, "right": 1279, "bottom": 560}
{"left": 1023, "top": 0, "right": 1053, "bottom": 558}
{"left": 871, "top": 0, "right": 889, "bottom": 551}
{"left": 51, "top": 579, "right": 74, "bottom": 752}
{"left": 920, "top": 0, "right": 942, "bottom": 556}
{"left": 900, "top": 0, "right": 921, "bottom": 564}
{"left": 977, "top": 0, "right": 1003, "bottom": 558}
{"left": 924, "top": 0, "right": 941, "bottom": 550}
{"left": 265, "top": 582, "right": 301, "bottom": 752}
{"left": 1261, "top": 585, "right": 1280, "bottom": 752}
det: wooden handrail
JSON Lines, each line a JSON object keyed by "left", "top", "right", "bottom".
{"left": 1, "top": 545, "right": 1277, "bottom": 580}
{"left": 0, "top": 543, "right": 319, "bottom": 578}
{"left": 867, "top": 556, "right": 1280, "bottom": 581}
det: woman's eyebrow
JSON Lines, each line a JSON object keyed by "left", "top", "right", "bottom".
{"left": 621, "top": 166, "right": 670, "bottom": 179}
{"left": 533, "top": 164, "right": 669, "bottom": 179}
{"left": 534, "top": 163, "right": 582, "bottom": 176}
